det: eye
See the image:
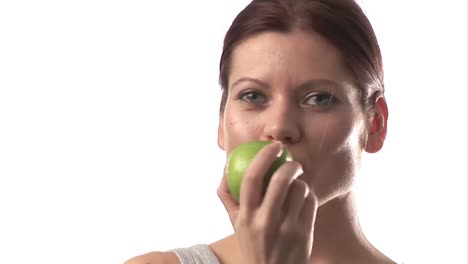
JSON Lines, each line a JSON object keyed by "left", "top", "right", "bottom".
{"left": 239, "top": 91, "right": 267, "bottom": 104}
{"left": 304, "top": 92, "right": 337, "bottom": 106}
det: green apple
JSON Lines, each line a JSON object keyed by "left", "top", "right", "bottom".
{"left": 226, "top": 140, "right": 293, "bottom": 202}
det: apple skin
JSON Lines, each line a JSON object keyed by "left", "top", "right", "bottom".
{"left": 226, "top": 140, "right": 293, "bottom": 202}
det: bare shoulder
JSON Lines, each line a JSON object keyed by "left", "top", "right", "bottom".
{"left": 124, "top": 251, "right": 179, "bottom": 264}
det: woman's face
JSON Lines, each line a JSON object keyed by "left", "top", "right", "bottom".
{"left": 218, "top": 30, "right": 371, "bottom": 205}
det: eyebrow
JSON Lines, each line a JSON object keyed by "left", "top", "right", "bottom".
{"left": 297, "top": 79, "right": 344, "bottom": 92}
{"left": 231, "top": 77, "right": 345, "bottom": 92}
{"left": 231, "top": 77, "right": 269, "bottom": 89}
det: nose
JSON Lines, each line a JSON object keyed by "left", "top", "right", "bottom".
{"left": 262, "top": 101, "right": 301, "bottom": 144}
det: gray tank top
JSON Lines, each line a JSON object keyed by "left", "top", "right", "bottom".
{"left": 169, "top": 244, "right": 405, "bottom": 264}
{"left": 169, "top": 244, "right": 220, "bottom": 264}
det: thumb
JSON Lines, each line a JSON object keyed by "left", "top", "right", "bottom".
{"left": 217, "top": 168, "right": 239, "bottom": 227}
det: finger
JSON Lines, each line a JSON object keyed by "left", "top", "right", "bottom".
{"left": 260, "top": 161, "right": 303, "bottom": 220}
{"left": 298, "top": 189, "right": 318, "bottom": 233}
{"left": 283, "top": 179, "right": 309, "bottom": 220}
{"left": 240, "top": 141, "right": 283, "bottom": 212}
{"left": 217, "top": 169, "right": 239, "bottom": 225}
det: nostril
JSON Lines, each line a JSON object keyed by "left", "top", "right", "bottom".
{"left": 267, "top": 136, "right": 293, "bottom": 145}
{"left": 264, "top": 123, "right": 301, "bottom": 144}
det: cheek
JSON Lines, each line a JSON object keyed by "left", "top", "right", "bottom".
{"left": 316, "top": 110, "right": 365, "bottom": 154}
{"left": 307, "top": 116, "right": 354, "bottom": 153}
{"left": 305, "top": 115, "right": 364, "bottom": 203}
{"left": 223, "top": 110, "right": 263, "bottom": 152}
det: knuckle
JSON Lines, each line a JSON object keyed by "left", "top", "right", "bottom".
{"left": 280, "top": 222, "right": 308, "bottom": 241}
{"left": 242, "top": 172, "right": 261, "bottom": 187}
{"left": 242, "top": 175, "right": 256, "bottom": 187}
{"left": 216, "top": 187, "right": 223, "bottom": 198}
{"left": 251, "top": 218, "right": 267, "bottom": 233}
{"left": 251, "top": 219, "right": 276, "bottom": 241}
{"left": 217, "top": 188, "right": 229, "bottom": 203}
{"left": 279, "top": 222, "right": 298, "bottom": 238}
{"left": 306, "top": 189, "right": 318, "bottom": 201}
{"left": 268, "top": 168, "right": 302, "bottom": 193}
{"left": 269, "top": 173, "right": 289, "bottom": 187}
{"left": 295, "top": 179, "right": 309, "bottom": 196}
{"left": 305, "top": 191, "right": 318, "bottom": 207}
{"left": 270, "top": 164, "right": 295, "bottom": 185}
{"left": 237, "top": 212, "right": 251, "bottom": 226}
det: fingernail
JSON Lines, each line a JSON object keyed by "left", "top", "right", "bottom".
{"left": 303, "top": 184, "right": 310, "bottom": 198}
{"left": 273, "top": 142, "right": 283, "bottom": 157}
{"left": 294, "top": 164, "right": 304, "bottom": 178}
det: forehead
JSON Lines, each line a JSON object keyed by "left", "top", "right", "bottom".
{"left": 229, "top": 30, "right": 353, "bottom": 88}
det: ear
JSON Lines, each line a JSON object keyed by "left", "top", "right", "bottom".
{"left": 364, "top": 96, "right": 388, "bottom": 153}
{"left": 217, "top": 113, "right": 225, "bottom": 150}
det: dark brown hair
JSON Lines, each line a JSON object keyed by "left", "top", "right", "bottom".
{"left": 218, "top": 0, "right": 384, "bottom": 115}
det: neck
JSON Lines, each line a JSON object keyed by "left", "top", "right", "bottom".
{"left": 211, "top": 191, "right": 393, "bottom": 264}
{"left": 309, "top": 191, "right": 377, "bottom": 263}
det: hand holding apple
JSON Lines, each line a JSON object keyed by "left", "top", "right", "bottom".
{"left": 217, "top": 141, "right": 317, "bottom": 264}
{"left": 226, "top": 140, "right": 293, "bottom": 202}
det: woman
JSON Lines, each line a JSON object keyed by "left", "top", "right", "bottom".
{"left": 126, "top": 0, "right": 396, "bottom": 263}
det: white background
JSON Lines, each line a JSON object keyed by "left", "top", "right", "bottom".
{"left": 0, "top": 1, "right": 466, "bottom": 263}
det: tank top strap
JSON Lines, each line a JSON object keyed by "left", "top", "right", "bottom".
{"left": 169, "top": 244, "right": 220, "bottom": 264}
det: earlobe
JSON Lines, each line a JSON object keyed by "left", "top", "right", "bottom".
{"left": 364, "top": 96, "right": 388, "bottom": 153}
